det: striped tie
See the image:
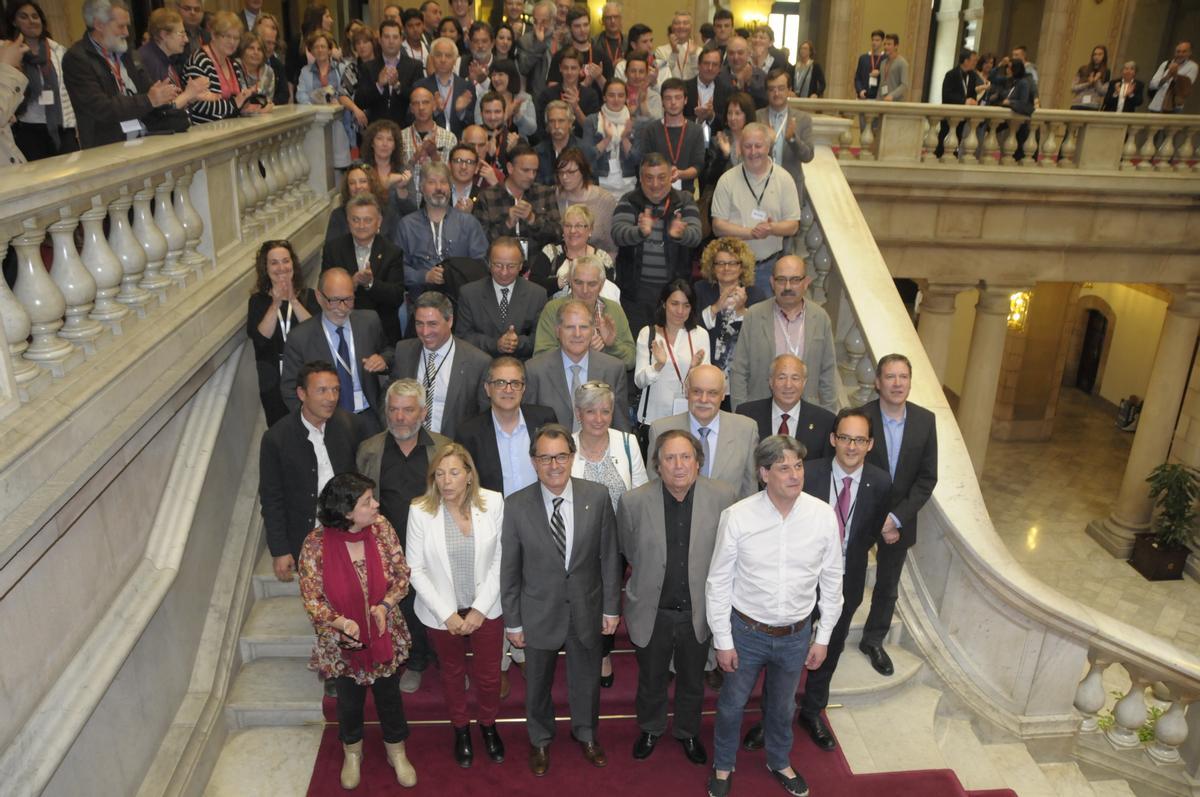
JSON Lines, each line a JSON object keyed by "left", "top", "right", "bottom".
{"left": 550, "top": 497, "right": 566, "bottom": 562}
{"left": 423, "top": 350, "right": 436, "bottom": 428}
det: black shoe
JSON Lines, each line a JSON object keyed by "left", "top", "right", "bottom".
{"left": 704, "top": 668, "right": 724, "bottom": 691}
{"left": 453, "top": 724, "right": 473, "bottom": 768}
{"left": 768, "top": 767, "right": 809, "bottom": 796}
{"left": 742, "top": 724, "right": 764, "bottom": 751}
{"left": 859, "top": 642, "right": 894, "bottom": 676}
{"left": 480, "top": 723, "right": 505, "bottom": 763}
{"left": 600, "top": 671, "right": 615, "bottom": 688}
{"left": 706, "top": 772, "right": 732, "bottom": 797}
{"left": 632, "top": 731, "right": 659, "bottom": 760}
{"left": 679, "top": 735, "right": 708, "bottom": 764}
{"left": 798, "top": 714, "right": 836, "bottom": 751}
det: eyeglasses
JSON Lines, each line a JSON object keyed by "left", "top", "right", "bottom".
{"left": 321, "top": 292, "right": 354, "bottom": 306}
{"left": 533, "top": 452, "right": 572, "bottom": 465}
{"left": 562, "top": 223, "right": 589, "bottom": 231}
{"left": 558, "top": 167, "right": 581, "bottom": 175}
{"left": 773, "top": 276, "right": 808, "bottom": 286}
{"left": 489, "top": 378, "right": 525, "bottom": 390}
{"left": 834, "top": 434, "right": 870, "bottom": 447}
{"left": 451, "top": 157, "right": 478, "bottom": 166}
{"left": 490, "top": 260, "right": 522, "bottom": 270}
{"left": 713, "top": 259, "right": 742, "bottom": 268}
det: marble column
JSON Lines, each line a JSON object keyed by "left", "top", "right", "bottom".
{"left": 1088, "top": 288, "right": 1200, "bottom": 558}
{"left": 917, "top": 281, "right": 974, "bottom": 386}
{"left": 957, "top": 282, "right": 1021, "bottom": 477}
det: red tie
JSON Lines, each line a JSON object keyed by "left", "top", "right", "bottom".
{"left": 836, "top": 476, "right": 853, "bottom": 548}
{"left": 778, "top": 413, "right": 790, "bottom": 435}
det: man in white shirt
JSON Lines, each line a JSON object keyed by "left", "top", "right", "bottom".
{"left": 705, "top": 435, "right": 843, "bottom": 797}
{"left": 1148, "top": 41, "right": 1197, "bottom": 113}
{"left": 656, "top": 11, "right": 698, "bottom": 81}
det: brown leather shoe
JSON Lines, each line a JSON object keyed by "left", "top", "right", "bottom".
{"left": 578, "top": 739, "right": 608, "bottom": 768}
{"left": 529, "top": 745, "right": 549, "bottom": 776}
{"left": 499, "top": 671, "right": 511, "bottom": 700}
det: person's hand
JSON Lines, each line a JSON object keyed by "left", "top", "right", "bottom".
{"left": 562, "top": 85, "right": 579, "bottom": 109}
{"left": 752, "top": 218, "right": 773, "bottom": 239}
{"left": 715, "top": 130, "right": 730, "bottom": 157}
{"left": 786, "top": 114, "right": 796, "bottom": 142}
{"left": 506, "top": 204, "right": 523, "bottom": 228}
{"left": 454, "top": 90, "right": 473, "bottom": 113}
{"left": 1000, "top": 97, "right": 1010, "bottom": 106}
{"left": 881, "top": 515, "right": 901, "bottom": 544}
{"left": 716, "top": 647, "right": 738, "bottom": 672}
{"left": 498, "top": 325, "right": 519, "bottom": 353}
{"left": 433, "top": 89, "right": 447, "bottom": 114}
{"left": 370, "top": 604, "right": 388, "bottom": 635}
{"left": 0, "top": 38, "right": 28, "bottom": 69}
{"left": 479, "top": 163, "right": 500, "bottom": 186}
{"left": 426, "top": 264, "right": 445, "bottom": 284}
{"left": 456, "top": 195, "right": 474, "bottom": 211}
{"left": 590, "top": 328, "right": 606, "bottom": 351}
{"left": 420, "top": 134, "right": 439, "bottom": 157}
{"left": 353, "top": 107, "right": 368, "bottom": 128}
{"left": 805, "top": 642, "right": 828, "bottom": 670}
{"left": 651, "top": 337, "right": 667, "bottom": 368}
{"left": 883, "top": 95, "right": 894, "bottom": 102}
{"left": 148, "top": 79, "right": 181, "bottom": 107}
{"left": 668, "top": 212, "right": 687, "bottom": 239}
{"left": 601, "top": 116, "right": 615, "bottom": 143}
{"left": 506, "top": 630, "right": 526, "bottom": 648}
{"left": 361, "top": 353, "right": 388, "bottom": 373}
{"left": 512, "top": 197, "right": 533, "bottom": 220}
{"left": 858, "top": 89, "right": 867, "bottom": 99}
{"left": 533, "top": 18, "right": 547, "bottom": 42}
{"left": 178, "top": 75, "right": 208, "bottom": 104}
{"left": 506, "top": 130, "right": 521, "bottom": 150}
{"left": 1167, "top": 61, "right": 1179, "bottom": 76}
{"left": 380, "top": 64, "right": 398, "bottom": 86}
{"left": 338, "top": 618, "right": 363, "bottom": 646}
{"left": 460, "top": 608, "right": 486, "bottom": 634}
{"left": 694, "top": 98, "right": 713, "bottom": 121}
{"left": 583, "top": 62, "right": 602, "bottom": 85}
{"left": 353, "top": 266, "right": 373, "bottom": 287}
{"left": 728, "top": 285, "right": 747, "bottom": 313}
{"left": 637, "top": 207, "right": 654, "bottom": 237}
{"left": 445, "top": 612, "right": 465, "bottom": 635}
{"left": 596, "top": 311, "right": 616, "bottom": 346}
{"left": 965, "top": 97, "right": 977, "bottom": 106}
{"left": 691, "top": 348, "right": 706, "bottom": 368}
{"left": 601, "top": 615, "right": 619, "bottom": 635}
{"left": 869, "top": 68, "right": 880, "bottom": 78}
{"left": 395, "top": 168, "right": 413, "bottom": 188}
{"left": 469, "top": 59, "right": 489, "bottom": 85}
{"left": 234, "top": 85, "right": 256, "bottom": 108}
{"left": 273, "top": 554, "right": 296, "bottom": 582}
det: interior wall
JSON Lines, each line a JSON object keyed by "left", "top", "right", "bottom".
{"left": 945, "top": 287, "right": 979, "bottom": 397}
{"left": 1079, "top": 284, "right": 1169, "bottom": 405}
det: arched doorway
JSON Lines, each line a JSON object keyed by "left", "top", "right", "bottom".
{"left": 1075, "top": 309, "right": 1106, "bottom": 393}
{"left": 1062, "top": 295, "right": 1116, "bottom": 396}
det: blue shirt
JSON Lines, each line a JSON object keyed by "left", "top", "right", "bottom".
{"left": 561, "top": 350, "right": 590, "bottom": 390}
{"left": 392, "top": 207, "right": 489, "bottom": 297}
{"left": 495, "top": 410, "right": 538, "bottom": 497}
{"left": 688, "top": 412, "right": 721, "bottom": 478}
{"left": 320, "top": 314, "right": 367, "bottom": 411}
{"left": 880, "top": 405, "right": 906, "bottom": 528}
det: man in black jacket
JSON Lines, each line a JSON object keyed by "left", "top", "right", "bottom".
{"left": 936, "top": 48, "right": 981, "bottom": 157}
{"left": 355, "top": 18, "right": 423, "bottom": 125}
{"left": 320, "top": 194, "right": 406, "bottom": 344}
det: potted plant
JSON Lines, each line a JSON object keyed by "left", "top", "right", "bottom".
{"left": 1129, "top": 462, "right": 1198, "bottom": 580}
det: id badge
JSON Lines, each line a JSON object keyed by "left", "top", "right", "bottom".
{"left": 672, "top": 179, "right": 683, "bottom": 190}
{"left": 38, "top": 90, "right": 54, "bottom": 105}
{"left": 120, "top": 119, "right": 143, "bottom": 135}
{"left": 1081, "top": 94, "right": 1092, "bottom": 105}
{"left": 750, "top": 208, "right": 769, "bottom": 223}
{"left": 517, "top": 237, "right": 529, "bottom": 258}
{"left": 868, "top": 75, "right": 878, "bottom": 88}
{"left": 672, "top": 396, "right": 690, "bottom": 415}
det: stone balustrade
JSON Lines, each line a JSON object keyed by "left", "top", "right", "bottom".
{"left": 792, "top": 98, "right": 1200, "bottom": 172}
{"left": 0, "top": 107, "right": 334, "bottom": 419}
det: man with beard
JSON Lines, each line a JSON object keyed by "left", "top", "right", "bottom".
{"left": 548, "top": 5, "right": 611, "bottom": 89}
{"left": 394, "top": 161, "right": 488, "bottom": 302}
{"left": 462, "top": 21, "right": 496, "bottom": 88}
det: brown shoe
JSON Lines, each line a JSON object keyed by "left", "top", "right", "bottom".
{"left": 529, "top": 745, "right": 549, "bottom": 776}
{"left": 577, "top": 739, "right": 607, "bottom": 768}
{"left": 705, "top": 668, "right": 724, "bottom": 690}
{"left": 499, "top": 671, "right": 511, "bottom": 700}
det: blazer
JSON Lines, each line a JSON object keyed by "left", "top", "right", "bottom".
{"left": 684, "top": 75, "right": 733, "bottom": 132}
{"left": 941, "top": 66, "right": 983, "bottom": 106}
{"left": 500, "top": 477, "right": 622, "bottom": 649}
{"left": 855, "top": 51, "right": 883, "bottom": 99}
{"left": 258, "top": 407, "right": 359, "bottom": 559}
{"left": 280, "top": 311, "right": 392, "bottom": 421}
{"left": 407, "top": 487, "right": 506, "bottom": 628}
{"left": 647, "top": 410, "right": 759, "bottom": 499}
{"left": 355, "top": 55, "right": 424, "bottom": 125}
{"left": 355, "top": 427, "right": 452, "bottom": 486}
{"left": 729, "top": 299, "right": 838, "bottom": 412}
{"left": 457, "top": 404, "right": 559, "bottom": 493}
{"left": 861, "top": 399, "right": 938, "bottom": 548}
{"left": 801, "top": 456, "right": 892, "bottom": 563}
{"left": 456, "top": 276, "right": 548, "bottom": 358}
{"left": 390, "top": 336, "right": 491, "bottom": 440}
{"left": 320, "top": 234, "right": 406, "bottom": 344}
{"left": 617, "top": 476, "right": 738, "bottom": 647}
{"left": 412, "top": 73, "right": 476, "bottom": 137}
{"left": 571, "top": 428, "right": 648, "bottom": 491}
{"left": 755, "top": 106, "right": 814, "bottom": 200}
{"left": 736, "top": 397, "right": 835, "bottom": 461}
{"left": 523, "top": 348, "right": 632, "bottom": 432}
{"left": 1102, "top": 79, "right": 1145, "bottom": 113}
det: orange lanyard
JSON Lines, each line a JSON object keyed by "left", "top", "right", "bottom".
{"left": 663, "top": 327, "right": 694, "bottom": 384}
{"left": 662, "top": 121, "right": 687, "bottom": 165}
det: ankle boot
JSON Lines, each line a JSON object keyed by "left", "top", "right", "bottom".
{"left": 479, "top": 723, "right": 505, "bottom": 762}
{"left": 384, "top": 740, "right": 418, "bottom": 787}
{"left": 453, "top": 724, "right": 474, "bottom": 768}
{"left": 340, "top": 741, "right": 363, "bottom": 789}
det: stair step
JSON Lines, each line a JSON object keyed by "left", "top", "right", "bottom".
{"left": 1088, "top": 780, "right": 1138, "bottom": 797}
{"left": 226, "top": 658, "right": 323, "bottom": 729}
{"left": 253, "top": 548, "right": 300, "bottom": 599}
{"left": 828, "top": 683, "right": 949, "bottom": 774}
{"left": 983, "top": 743, "right": 1057, "bottom": 797}
{"left": 240, "top": 596, "right": 314, "bottom": 661}
{"left": 829, "top": 643, "right": 922, "bottom": 702}
{"left": 204, "top": 726, "right": 324, "bottom": 797}
{"left": 844, "top": 597, "right": 903, "bottom": 648}
{"left": 932, "top": 717, "right": 1008, "bottom": 792}
{"left": 1038, "top": 762, "right": 1096, "bottom": 797}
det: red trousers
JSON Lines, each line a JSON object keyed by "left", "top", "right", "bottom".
{"left": 426, "top": 615, "right": 505, "bottom": 726}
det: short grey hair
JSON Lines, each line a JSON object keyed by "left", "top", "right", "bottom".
{"left": 1123, "top": 60, "right": 1137, "bottom": 73}
{"left": 414, "top": 291, "right": 454, "bottom": 320}
{"left": 386, "top": 378, "right": 426, "bottom": 407}
{"left": 574, "top": 380, "right": 614, "bottom": 411}
{"left": 421, "top": 160, "right": 451, "bottom": 186}
{"left": 84, "top": 0, "right": 129, "bottom": 27}
{"left": 345, "top": 193, "right": 381, "bottom": 214}
{"left": 569, "top": 254, "right": 605, "bottom": 283}
{"left": 533, "top": 0, "right": 556, "bottom": 18}
{"left": 651, "top": 428, "right": 703, "bottom": 472}
{"left": 545, "top": 99, "right": 571, "bottom": 123}
{"left": 754, "top": 434, "right": 807, "bottom": 471}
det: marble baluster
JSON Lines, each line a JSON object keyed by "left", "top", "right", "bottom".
{"left": 1174, "top": 127, "right": 1195, "bottom": 173}
{"left": 132, "top": 180, "right": 170, "bottom": 301}
{"left": 156, "top": 172, "right": 189, "bottom": 284}
{"left": 923, "top": 114, "right": 942, "bottom": 162}
{"left": 0, "top": 235, "right": 41, "bottom": 389}
{"left": 1138, "top": 125, "right": 1160, "bottom": 170}
{"left": 940, "top": 116, "right": 961, "bottom": 164}
{"left": 174, "top": 167, "right": 210, "bottom": 275}
{"left": 1073, "top": 658, "right": 1108, "bottom": 732}
{"left": 1106, "top": 677, "right": 1147, "bottom": 749}
{"left": 841, "top": 324, "right": 865, "bottom": 389}
{"left": 1154, "top": 125, "right": 1177, "bottom": 172}
{"left": 1000, "top": 122, "right": 1018, "bottom": 165}
{"left": 1058, "top": 122, "right": 1079, "bottom": 168}
{"left": 248, "top": 149, "right": 272, "bottom": 222}
{"left": 79, "top": 199, "right": 129, "bottom": 330}
{"left": 804, "top": 220, "right": 826, "bottom": 301}
{"left": 981, "top": 120, "right": 1001, "bottom": 165}
{"left": 12, "top": 222, "right": 75, "bottom": 374}
{"left": 276, "top": 143, "right": 302, "bottom": 210}
{"left": 292, "top": 133, "right": 316, "bottom": 199}
{"left": 47, "top": 210, "right": 103, "bottom": 354}
{"left": 109, "top": 190, "right": 151, "bottom": 314}
{"left": 261, "top": 142, "right": 285, "bottom": 215}
{"left": 811, "top": 245, "right": 832, "bottom": 305}
{"left": 1037, "top": 119, "right": 1060, "bottom": 167}
{"left": 853, "top": 354, "right": 876, "bottom": 405}
{"left": 960, "top": 116, "right": 980, "bottom": 164}
{"left": 1147, "top": 697, "right": 1189, "bottom": 763}
{"left": 1120, "top": 124, "right": 1140, "bottom": 170}
{"left": 282, "top": 132, "right": 303, "bottom": 196}
{"left": 235, "top": 156, "right": 259, "bottom": 237}
{"left": 859, "top": 114, "right": 877, "bottom": 160}
{"left": 837, "top": 119, "right": 854, "bottom": 160}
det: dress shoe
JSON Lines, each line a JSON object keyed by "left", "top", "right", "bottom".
{"left": 768, "top": 767, "right": 809, "bottom": 796}
{"left": 499, "top": 671, "right": 511, "bottom": 700}
{"left": 678, "top": 735, "right": 708, "bottom": 764}
{"left": 798, "top": 714, "right": 836, "bottom": 751}
{"left": 572, "top": 735, "right": 608, "bottom": 767}
{"left": 398, "top": 667, "right": 423, "bottom": 693}
{"left": 480, "top": 723, "right": 505, "bottom": 762}
{"left": 706, "top": 772, "right": 732, "bottom": 797}
{"left": 453, "top": 724, "right": 473, "bottom": 768}
{"left": 340, "top": 740, "right": 362, "bottom": 789}
{"left": 742, "top": 724, "right": 764, "bottom": 751}
{"left": 632, "top": 731, "right": 659, "bottom": 760}
{"left": 858, "top": 642, "right": 894, "bottom": 676}
{"left": 384, "top": 740, "right": 417, "bottom": 787}
{"left": 529, "top": 745, "right": 550, "bottom": 776}
{"left": 704, "top": 668, "right": 724, "bottom": 690}
{"left": 600, "top": 671, "right": 615, "bottom": 688}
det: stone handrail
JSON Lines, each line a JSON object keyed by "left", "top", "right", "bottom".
{"left": 791, "top": 98, "right": 1200, "bottom": 173}
{"left": 803, "top": 115, "right": 1200, "bottom": 790}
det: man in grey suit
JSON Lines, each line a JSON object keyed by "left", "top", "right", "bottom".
{"left": 501, "top": 424, "right": 622, "bottom": 776}
{"left": 757, "top": 68, "right": 814, "bottom": 213}
{"left": 618, "top": 430, "right": 737, "bottom": 764}
{"left": 390, "top": 291, "right": 491, "bottom": 440}
{"left": 456, "top": 236, "right": 548, "bottom": 359}
{"left": 729, "top": 255, "right": 838, "bottom": 413}
{"left": 649, "top": 364, "right": 759, "bottom": 500}
{"left": 281, "top": 268, "right": 392, "bottom": 437}
{"left": 524, "top": 299, "right": 631, "bottom": 432}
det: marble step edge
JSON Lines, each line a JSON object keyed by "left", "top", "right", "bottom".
{"left": 983, "top": 742, "right": 1058, "bottom": 797}
{"left": 1038, "top": 761, "right": 1099, "bottom": 797}
{"left": 930, "top": 716, "right": 1010, "bottom": 792}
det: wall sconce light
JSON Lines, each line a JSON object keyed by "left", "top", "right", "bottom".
{"left": 1007, "top": 290, "right": 1031, "bottom": 331}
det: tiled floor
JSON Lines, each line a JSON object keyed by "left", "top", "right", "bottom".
{"left": 980, "top": 388, "right": 1200, "bottom": 654}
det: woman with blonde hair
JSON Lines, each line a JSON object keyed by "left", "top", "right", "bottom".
{"left": 184, "top": 10, "right": 268, "bottom": 122}
{"left": 696, "top": 237, "right": 763, "bottom": 396}
{"left": 406, "top": 444, "right": 507, "bottom": 768}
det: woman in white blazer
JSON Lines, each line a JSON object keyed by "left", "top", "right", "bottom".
{"left": 405, "top": 443, "right": 506, "bottom": 768}
{"left": 571, "top": 380, "right": 648, "bottom": 687}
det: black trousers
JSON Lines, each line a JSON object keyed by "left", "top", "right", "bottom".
{"left": 335, "top": 670, "right": 410, "bottom": 744}
{"left": 523, "top": 626, "right": 602, "bottom": 746}
{"left": 634, "top": 608, "right": 708, "bottom": 738}
{"left": 799, "top": 545, "right": 869, "bottom": 719}
{"left": 399, "top": 589, "right": 432, "bottom": 671}
{"left": 861, "top": 539, "right": 908, "bottom": 647}
{"left": 12, "top": 121, "right": 79, "bottom": 161}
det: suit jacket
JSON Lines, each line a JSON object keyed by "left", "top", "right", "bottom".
{"left": 736, "top": 397, "right": 834, "bottom": 461}
{"left": 456, "top": 276, "right": 548, "bottom": 358}
{"left": 280, "top": 311, "right": 393, "bottom": 422}
{"left": 355, "top": 427, "right": 452, "bottom": 485}
{"left": 755, "top": 106, "right": 814, "bottom": 200}
{"left": 412, "top": 73, "right": 476, "bottom": 137}
{"left": 390, "top": 336, "right": 491, "bottom": 440}
{"left": 1102, "top": 79, "right": 1145, "bottom": 112}
{"left": 524, "top": 348, "right": 631, "bottom": 432}
{"left": 861, "top": 399, "right": 938, "bottom": 548}
{"left": 617, "top": 476, "right": 737, "bottom": 647}
{"left": 684, "top": 75, "right": 733, "bottom": 132}
{"left": 571, "top": 428, "right": 647, "bottom": 490}
{"left": 258, "top": 408, "right": 359, "bottom": 559}
{"left": 729, "top": 299, "right": 838, "bottom": 412}
{"left": 320, "top": 234, "right": 406, "bottom": 343}
{"left": 647, "top": 411, "right": 759, "bottom": 499}
{"left": 355, "top": 55, "right": 424, "bottom": 125}
{"left": 500, "top": 477, "right": 622, "bottom": 649}
{"left": 535, "top": 135, "right": 580, "bottom": 185}
{"left": 801, "top": 456, "right": 892, "bottom": 565}
{"left": 457, "top": 404, "right": 559, "bottom": 493}
{"left": 855, "top": 51, "right": 883, "bottom": 99}
{"left": 941, "top": 66, "right": 982, "bottom": 105}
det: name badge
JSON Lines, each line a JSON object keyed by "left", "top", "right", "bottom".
{"left": 672, "top": 396, "right": 690, "bottom": 415}
{"left": 868, "top": 75, "right": 878, "bottom": 88}
{"left": 1081, "top": 94, "right": 1092, "bottom": 105}
{"left": 880, "top": 85, "right": 890, "bottom": 96}
{"left": 750, "top": 208, "right": 769, "bottom": 222}
{"left": 672, "top": 179, "right": 683, "bottom": 190}
{"left": 39, "top": 90, "right": 54, "bottom": 105}
{"left": 120, "top": 119, "right": 143, "bottom": 135}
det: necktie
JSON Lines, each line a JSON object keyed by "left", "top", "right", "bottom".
{"left": 569, "top": 364, "right": 582, "bottom": 430}
{"left": 423, "top": 349, "right": 436, "bottom": 428}
{"left": 334, "top": 326, "right": 354, "bottom": 411}
{"left": 778, "top": 413, "right": 790, "bottom": 436}
{"left": 698, "top": 427, "right": 712, "bottom": 477}
{"left": 836, "top": 476, "right": 853, "bottom": 549}
{"left": 499, "top": 287, "right": 510, "bottom": 325}
{"left": 550, "top": 497, "right": 567, "bottom": 562}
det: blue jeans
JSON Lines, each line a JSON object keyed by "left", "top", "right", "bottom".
{"left": 713, "top": 611, "right": 812, "bottom": 773}
{"left": 752, "top": 253, "right": 782, "bottom": 298}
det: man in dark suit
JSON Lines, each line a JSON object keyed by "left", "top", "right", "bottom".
{"left": 280, "top": 269, "right": 392, "bottom": 437}
{"left": 524, "top": 300, "right": 630, "bottom": 432}
{"left": 258, "top": 361, "right": 359, "bottom": 582}
{"left": 737, "top": 354, "right": 834, "bottom": 462}
{"left": 457, "top": 356, "right": 557, "bottom": 495}
{"left": 859, "top": 353, "right": 938, "bottom": 676}
{"left": 389, "top": 291, "right": 490, "bottom": 440}
{"left": 936, "top": 49, "right": 982, "bottom": 158}
{"left": 854, "top": 29, "right": 885, "bottom": 99}
{"left": 685, "top": 47, "right": 732, "bottom": 136}
{"left": 618, "top": 430, "right": 737, "bottom": 765}
{"left": 457, "top": 237, "right": 548, "bottom": 359}
{"left": 354, "top": 18, "right": 423, "bottom": 125}
{"left": 320, "top": 194, "right": 406, "bottom": 344}
{"left": 501, "top": 424, "right": 622, "bottom": 776}
{"left": 413, "top": 37, "right": 476, "bottom": 137}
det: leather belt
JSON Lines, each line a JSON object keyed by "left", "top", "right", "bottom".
{"left": 733, "top": 607, "right": 807, "bottom": 637}
{"left": 755, "top": 250, "right": 782, "bottom": 265}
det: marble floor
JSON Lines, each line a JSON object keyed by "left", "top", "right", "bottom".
{"left": 980, "top": 388, "right": 1200, "bottom": 654}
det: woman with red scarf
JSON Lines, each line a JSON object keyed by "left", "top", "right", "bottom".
{"left": 183, "top": 11, "right": 266, "bottom": 123}
{"left": 300, "top": 472, "right": 417, "bottom": 790}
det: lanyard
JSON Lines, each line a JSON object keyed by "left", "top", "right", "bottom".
{"left": 602, "top": 36, "right": 622, "bottom": 65}
{"left": 662, "top": 326, "right": 694, "bottom": 385}
{"left": 648, "top": 195, "right": 671, "bottom": 220}
{"left": 662, "top": 120, "right": 687, "bottom": 165}
{"left": 674, "top": 41, "right": 691, "bottom": 75}
{"left": 831, "top": 474, "right": 858, "bottom": 542}
{"left": 505, "top": 185, "right": 523, "bottom": 236}
{"left": 869, "top": 52, "right": 880, "bottom": 71}
{"left": 742, "top": 165, "right": 773, "bottom": 207}
{"left": 421, "top": 340, "right": 455, "bottom": 386}
{"left": 776, "top": 304, "right": 803, "bottom": 355}
{"left": 322, "top": 323, "right": 357, "bottom": 377}
{"left": 429, "top": 216, "right": 444, "bottom": 259}
{"left": 104, "top": 51, "right": 125, "bottom": 92}
{"left": 276, "top": 301, "right": 294, "bottom": 341}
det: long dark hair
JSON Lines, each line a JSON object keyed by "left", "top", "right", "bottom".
{"left": 1077, "top": 45, "right": 1109, "bottom": 80}
{"left": 317, "top": 472, "right": 377, "bottom": 529}
{"left": 252, "top": 239, "right": 306, "bottom": 296}
{"left": 6, "top": 1, "right": 50, "bottom": 40}
{"left": 653, "top": 279, "right": 700, "bottom": 331}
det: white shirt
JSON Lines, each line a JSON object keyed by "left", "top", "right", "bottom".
{"left": 541, "top": 481, "right": 575, "bottom": 567}
{"left": 706, "top": 491, "right": 844, "bottom": 650}
{"left": 771, "top": 400, "right": 802, "bottom": 438}
{"left": 1148, "top": 58, "right": 1199, "bottom": 111}
{"left": 829, "top": 459, "right": 863, "bottom": 558}
{"left": 493, "top": 279, "right": 517, "bottom": 306}
{"left": 354, "top": 239, "right": 372, "bottom": 272}
{"left": 418, "top": 337, "right": 456, "bottom": 432}
{"left": 300, "top": 412, "right": 335, "bottom": 496}
{"left": 634, "top": 326, "right": 709, "bottom": 424}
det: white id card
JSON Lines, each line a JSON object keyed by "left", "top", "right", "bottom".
{"left": 672, "top": 179, "right": 682, "bottom": 190}
{"left": 750, "top": 208, "right": 769, "bottom": 223}
{"left": 39, "top": 90, "right": 54, "bottom": 105}
{"left": 120, "top": 119, "right": 143, "bottom": 135}
{"left": 672, "top": 396, "right": 690, "bottom": 415}
{"left": 868, "top": 75, "right": 878, "bottom": 88}
{"left": 1081, "top": 94, "right": 1092, "bottom": 105}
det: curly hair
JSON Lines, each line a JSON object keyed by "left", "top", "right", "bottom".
{"left": 317, "top": 472, "right": 378, "bottom": 529}
{"left": 361, "top": 120, "right": 404, "bottom": 172}
{"left": 252, "top": 239, "right": 306, "bottom": 296}
{"left": 340, "top": 163, "right": 389, "bottom": 209}
{"left": 700, "top": 237, "right": 755, "bottom": 286}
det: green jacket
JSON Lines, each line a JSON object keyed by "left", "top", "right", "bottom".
{"left": 533, "top": 296, "right": 637, "bottom": 369}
